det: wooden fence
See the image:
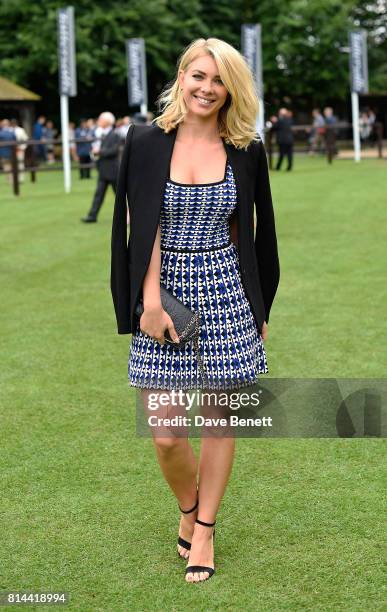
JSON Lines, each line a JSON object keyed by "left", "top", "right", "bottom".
{"left": 0, "top": 123, "right": 384, "bottom": 196}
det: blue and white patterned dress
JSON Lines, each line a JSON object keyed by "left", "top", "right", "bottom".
{"left": 128, "top": 159, "right": 268, "bottom": 390}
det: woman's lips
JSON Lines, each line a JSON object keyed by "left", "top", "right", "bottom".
{"left": 193, "top": 95, "right": 215, "bottom": 106}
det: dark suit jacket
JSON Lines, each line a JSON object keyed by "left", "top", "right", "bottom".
{"left": 97, "top": 129, "right": 121, "bottom": 182}
{"left": 111, "top": 124, "right": 280, "bottom": 335}
{"left": 273, "top": 117, "right": 294, "bottom": 145}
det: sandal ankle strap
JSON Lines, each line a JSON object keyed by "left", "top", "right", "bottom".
{"left": 178, "top": 497, "right": 199, "bottom": 514}
{"left": 196, "top": 518, "right": 216, "bottom": 527}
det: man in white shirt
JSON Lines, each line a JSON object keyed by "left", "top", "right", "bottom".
{"left": 81, "top": 112, "right": 121, "bottom": 223}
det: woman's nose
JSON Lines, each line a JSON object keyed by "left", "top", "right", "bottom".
{"left": 200, "top": 83, "right": 213, "bottom": 94}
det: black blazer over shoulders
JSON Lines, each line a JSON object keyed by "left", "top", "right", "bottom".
{"left": 110, "top": 123, "right": 280, "bottom": 335}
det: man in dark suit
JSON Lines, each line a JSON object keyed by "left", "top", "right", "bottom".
{"left": 272, "top": 108, "right": 294, "bottom": 171}
{"left": 81, "top": 112, "right": 121, "bottom": 223}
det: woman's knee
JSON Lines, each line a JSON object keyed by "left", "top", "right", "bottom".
{"left": 152, "top": 435, "right": 187, "bottom": 456}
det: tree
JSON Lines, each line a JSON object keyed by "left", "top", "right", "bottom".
{"left": 0, "top": 0, "right": 386, "bottom": 121}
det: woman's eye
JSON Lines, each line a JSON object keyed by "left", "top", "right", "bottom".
{"left": 193, "top": 75, "right": 223, "bottom": 85}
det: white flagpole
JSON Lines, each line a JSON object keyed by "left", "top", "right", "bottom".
{"left": 60, "top": 94, "right": 71, "bottom": 192}
{"left": 351, "top": 91, "right": 361, "bottom": 162}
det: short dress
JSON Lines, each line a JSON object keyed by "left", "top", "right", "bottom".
{"left": 128, "top": 159, "right": 268, "bottom": 390}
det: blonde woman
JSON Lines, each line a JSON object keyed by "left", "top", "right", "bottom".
{"left": 111, "top": 38, "right": 280, "bottom": 582}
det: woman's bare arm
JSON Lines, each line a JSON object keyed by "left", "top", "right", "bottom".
{"left": 140, "top": 225, "right": 179, "bottom": 344}
{"left": 143, "top": 224, "right": 162, "bottom": 310}
{"left": 229, "top": 212, "right": 238, "bottom": 247}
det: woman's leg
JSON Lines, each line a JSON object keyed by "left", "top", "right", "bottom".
{"left": 186, "top": 392, "right": 236, "bottom": 582}
{"left": 197, "top": 436, "right": 235, "bottom": 522}
{"left": 141, "top": 389, "right": 199, "bottom": 557}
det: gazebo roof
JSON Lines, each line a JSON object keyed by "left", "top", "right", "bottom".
{"left": 0, "top": 76, "right": 41, "bottom": 101}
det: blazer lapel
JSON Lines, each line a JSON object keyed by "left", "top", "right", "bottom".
{"left": 223, "top": 140, "right": 249, "bottom": 260}
{"left": 129, "top": 126, "right": 177, "bottom": 267}
{"left": 128, "top": 126, "right": 177, "bottom": 329}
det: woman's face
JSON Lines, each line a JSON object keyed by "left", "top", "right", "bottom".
{"left": 179, "top": 54, "right": 229, "bottom": 119}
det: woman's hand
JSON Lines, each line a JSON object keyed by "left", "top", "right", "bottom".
{"left": 140, "top": 305, "right": 179, "bottom": 345}
{"left": 261, "top": 320, "right": 268, "bottom": 342}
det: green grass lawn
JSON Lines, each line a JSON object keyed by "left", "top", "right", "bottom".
{"left": 0, "top": 158, "right": 385, "bottom": 610}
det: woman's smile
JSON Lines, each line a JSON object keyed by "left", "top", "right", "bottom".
{"left": 193, "top": 94, "right": 216, "bottom": 107}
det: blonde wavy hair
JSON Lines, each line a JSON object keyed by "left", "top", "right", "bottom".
{"left": 153, "top": 38, "right": 261, "bottom": 150}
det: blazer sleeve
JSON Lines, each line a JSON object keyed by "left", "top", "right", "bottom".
{"left": 110, "top": 124, "right": 135, "bottom": 334}
{"left": 254, "top": 140, "right": 280, "bottom": 324}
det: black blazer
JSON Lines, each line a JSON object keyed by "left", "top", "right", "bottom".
{"left": 110, "top": 123, "right": 280, "bottom": 335}
{"left": 97, "top": 129, "right": 121, "bottom": 182}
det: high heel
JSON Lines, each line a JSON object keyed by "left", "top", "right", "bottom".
{"left": 177, "top": 496, "right": 199, "bottom": 558}
{"left": 185, "top": 518, "right": 216, "bottom": 582}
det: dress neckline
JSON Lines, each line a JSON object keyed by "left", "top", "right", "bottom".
{"left": 167, "top": 159, "right": 229, "bottom": 187}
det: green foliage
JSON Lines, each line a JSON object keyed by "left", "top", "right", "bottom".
{"left": 0, "top": 0, "right": 386, "bottom": 116}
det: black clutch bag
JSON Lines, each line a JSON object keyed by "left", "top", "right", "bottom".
{"left": 134, "top": 285, "right": 208, "bottom": 384}
{"left": 134, "top": 285, "right": 200, "bottom": 350}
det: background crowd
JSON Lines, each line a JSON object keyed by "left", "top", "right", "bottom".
{"left": 1, "top": 104, "right": 380, "bottom": 186}
{"left": 266, "top": 105, "right": 379, "bottom": 170}
{"left": 0, "top": 111, "right": 154, "bottom": 184}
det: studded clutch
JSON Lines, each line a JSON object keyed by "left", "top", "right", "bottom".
{"left": 135, "top": 285, "right": 208, "bottom": 384}
{"left": 135, "top": 285, "right": 200, "bottom": 350}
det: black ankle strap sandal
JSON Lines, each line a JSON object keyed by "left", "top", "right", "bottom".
{"left": 177, "top": 496, "right": 199, "bottom": 554}
{"left": 185, "top": 518, "right": 216, "bottom": 580}
{"left": 195, "top": 517, "right": 216, "bottom": 540}
{"left": 178, "top": 498, "right": 199, "bottom": 515}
